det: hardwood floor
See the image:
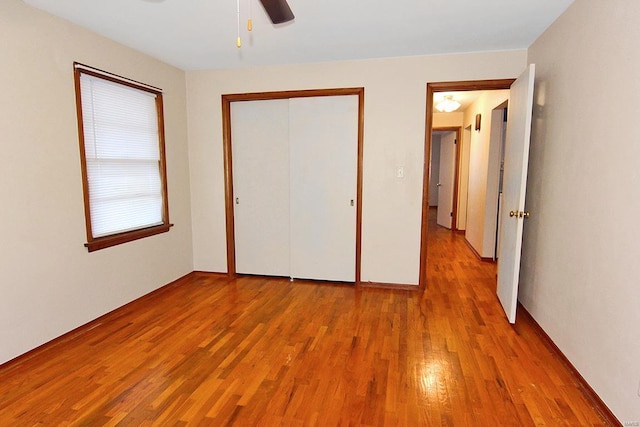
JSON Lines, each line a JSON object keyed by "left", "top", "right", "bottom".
{"left": 0, "top": 212, "right": 610, "bottom": 425}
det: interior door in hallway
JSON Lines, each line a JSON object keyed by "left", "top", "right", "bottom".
{"left": 437, "top": 131, "right": 456, "bottom": 229}
{"left": 496, "top": 64, "right": 536, "bottom": 323}
{"left": 231, "top": 99, "right": 290, "bottom": 276}
{"left": 289, "top": 96, "right": 358, "bottom": 282}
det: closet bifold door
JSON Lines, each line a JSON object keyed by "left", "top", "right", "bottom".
{"left": 289, "top": 95, "right": 358, "bottom": 282}
{"left": 231, "top": 99, "right": 291, "bottom": 276}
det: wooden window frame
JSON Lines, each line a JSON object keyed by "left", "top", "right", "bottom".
{"left": 73, "top": 63, "right": 172, "bottom": 252}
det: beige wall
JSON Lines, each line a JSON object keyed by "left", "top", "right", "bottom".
{"left": 187, "top": 52, "right": 527, "bottom": 285}
{"left": 433, "top": 112, "right": 463, "bottom": 128}
{"left": 0, "top": 1, "right": 193, "bottom": 364}
{"left": 524, "top": 1, "right": 640, "bottom": 422}
{"left": 462, "top": 91, "right": 509, "bottom": 257}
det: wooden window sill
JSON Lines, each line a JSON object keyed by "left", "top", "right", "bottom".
{"left": 85, "top": 223, "right": 173, "bottom": 252}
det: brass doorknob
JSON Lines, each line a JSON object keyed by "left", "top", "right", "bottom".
{"left": 510, "top": 210, "right": 530, "bottom": 218}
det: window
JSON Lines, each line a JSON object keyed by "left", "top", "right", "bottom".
{"left": 74, "top": 63, "right": 171, "bottom": 252}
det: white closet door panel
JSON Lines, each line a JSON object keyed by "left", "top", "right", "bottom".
{"left": 289, "top": 96, "right": 358, "bottom": 282}
{"left": 231, "top": 99, "right": 290, "bottom": 276}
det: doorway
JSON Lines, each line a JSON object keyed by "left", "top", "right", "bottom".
{"left": 491, "top": 103, "right": 509, "bottom": 260}
{"left": 430, "top": 127, "right": 461, "bottom": 231}
{"left": 222, "top": 88, "right": 365, "bottom": 282}
{"left": 419, "top": 80, "right": 515, "bottom": 289}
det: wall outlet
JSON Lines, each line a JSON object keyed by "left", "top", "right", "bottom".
{"left": 396, "top": 166, "right": 404, "bottom": 179}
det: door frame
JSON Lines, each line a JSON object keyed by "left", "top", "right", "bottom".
{"left": 222, "top": 87, "right": 365, "bottom": 283}
{"left": 432, "top": 126, "right": 461, "bottom": 231}
{"left": 419, "top": 80, "right": 515, "bottom": 290}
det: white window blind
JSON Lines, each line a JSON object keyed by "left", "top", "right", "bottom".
{"left": 79, "top": 73, "right": 164, "bottom": 238}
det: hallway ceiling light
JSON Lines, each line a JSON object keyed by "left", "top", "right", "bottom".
{"left": 436, "top": 95, "right": 461, "bottom": 113}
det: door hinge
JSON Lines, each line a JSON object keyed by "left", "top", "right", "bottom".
{"left": 454, "top": 139, "right": 457, "bottom": 145}
{"left": 450, "top": 212, "right": 453, "bottom": 217}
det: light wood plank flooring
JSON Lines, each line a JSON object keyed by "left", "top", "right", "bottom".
{"left": 0, "top": 212, "right": 610, "bottom": 425}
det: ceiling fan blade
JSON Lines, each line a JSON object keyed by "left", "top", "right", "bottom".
{"left": 258, "top": 0, "right": 295, "bottom": 24}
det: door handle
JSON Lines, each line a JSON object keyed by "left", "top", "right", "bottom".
{"left": 436, "top": 183, "right": 442, "bottom": 187}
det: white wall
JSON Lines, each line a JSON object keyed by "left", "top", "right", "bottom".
{"left": 523, "top": 1, "right": 640, "bottom": 423}
{"left": 0, "top": 1, "right": 193, "bottom": 364}
{"left": 463, "top": 91, "right": 509, "bottom": 257}
{"left": 187, "top": 52, "right": 527, "bottom": 285}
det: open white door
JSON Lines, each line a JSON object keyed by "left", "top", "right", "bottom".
{"left": 436, "top": 131, "right": 456, "bottom": 229}
{"left": 496, "top": 64, "right": 535, "bottom": 323}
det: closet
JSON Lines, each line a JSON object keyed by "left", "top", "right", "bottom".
{"left": 230, "top": 93, "right": 360, "bottom": 282}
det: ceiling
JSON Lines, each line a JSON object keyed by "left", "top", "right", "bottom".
{"left": 23, "top": 0, "right": 574, "bottom": 71}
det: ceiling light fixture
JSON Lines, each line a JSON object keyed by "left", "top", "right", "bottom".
{"left": 436, "top": 95, "right": 461, "bottom": 113}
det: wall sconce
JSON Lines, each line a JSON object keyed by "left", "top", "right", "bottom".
{"left": 475, "top": 114, "right": 481, "bottom": 131}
